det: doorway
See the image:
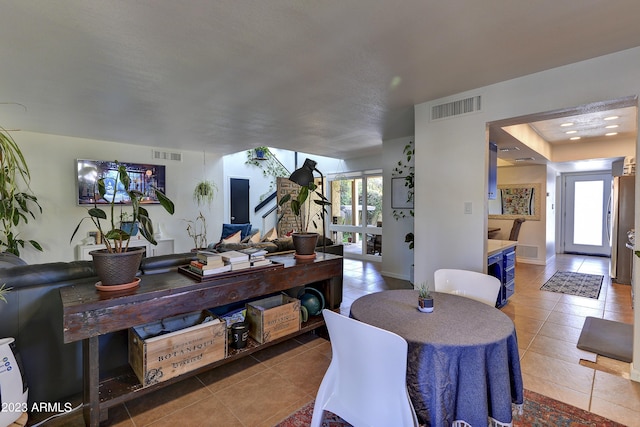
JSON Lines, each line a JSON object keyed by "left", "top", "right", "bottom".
{"left": 230, "top": 178, "right": 249, "bottom": 224}
{"left": 562, "top": 172, "right": 612, "bottom": 256}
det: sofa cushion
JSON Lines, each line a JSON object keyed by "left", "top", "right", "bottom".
{"left": 221, "top": 223, "right": 253, "bottom": 240}
{"left": 222, "top": 230, "right": 242, "bottom": 244}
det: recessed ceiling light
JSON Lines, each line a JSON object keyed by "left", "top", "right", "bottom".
{"left": 604, "top": 116, "right": 619, "bottom": 121}
{"left": 570, "top": 136, "right": 581, "bottom": 140}
{"left": 606, "top": 132, "right": 618, "bottom": 136}
{"left": 605, "top": 124, "right": 619, "bottom": 129}
{"left": 515, "top": 157, "right": 535, "bottom": 162}
{"left": 565, "top": 130, "right": 577, "bottom": 134}
{"left": 560, "top": 122, "right": 574, "bottom": 127}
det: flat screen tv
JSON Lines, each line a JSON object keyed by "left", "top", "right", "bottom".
{"left": 76, "top": 159, "right": 167, "bottom": 205}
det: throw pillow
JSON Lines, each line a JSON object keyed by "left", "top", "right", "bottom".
{"left": 221, "top": 223, "right": 253, "bottom": 240}
{"left": 222, "top": 230, "right": 242, "bottom": 244}
{"left": 261, "top": 227, "right": 278, "bottom": 242}
{"left": 249, "top": 230, "right": 261, "bottom": 243}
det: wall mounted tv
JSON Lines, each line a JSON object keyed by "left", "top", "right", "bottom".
{"left": 76, "top": 159, "right": 167, "bottom": 206}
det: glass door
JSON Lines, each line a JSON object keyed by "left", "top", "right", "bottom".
{"left": 329, "top": 171, "right": 383, "bottom": 260}
{"left": 562, "top": 172, "right": 611, "bottom": 256}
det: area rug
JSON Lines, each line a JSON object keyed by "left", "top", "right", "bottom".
{"left": 577, "top": 316, "right": 633, "bottom": 363}
{"left": 275, "top": 389, "right": 625, "bottom": 426}
{"left": 540, "top": 271, "right": 603, "bottom": 299}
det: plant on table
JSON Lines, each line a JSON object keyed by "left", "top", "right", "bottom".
{"left": 418, "top": 282, "right": 433, "bottom": 312}
{"left": 70, "top": 161, "right": 175, "bottom": 253}
{"left": 278, "top": 182, "right": 331, "bottom": 234}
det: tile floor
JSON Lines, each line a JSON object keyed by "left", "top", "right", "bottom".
{"left": 31, "top": 255, "right": 640, "bottom": 426}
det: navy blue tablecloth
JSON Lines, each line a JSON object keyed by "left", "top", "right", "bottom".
{"left": 350, "top": 290, "right": 523, "bottom": 427}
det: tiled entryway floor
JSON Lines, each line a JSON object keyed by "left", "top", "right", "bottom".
{"left": 31, "top": 255, "right": 640, "bottom": 426}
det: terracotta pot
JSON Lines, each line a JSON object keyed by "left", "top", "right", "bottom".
{"left": 291, "top": 233, "right": 319, "bottom": 256}
{"left": 90, "top": 247, "right": 145, "bottom": 286}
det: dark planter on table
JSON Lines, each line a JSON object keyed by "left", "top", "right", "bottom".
{"left": 292, "top": 233, "right": 318, "bottom": 258}
{"left": 90, "top": 247, "right": 145, "bottom": 287}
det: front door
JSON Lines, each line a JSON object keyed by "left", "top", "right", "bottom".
{"left": 562, "top": 172, "right": 611, "bottom": 256}
{"left": 230, "top": 178, "right": 249, "bottom": 224}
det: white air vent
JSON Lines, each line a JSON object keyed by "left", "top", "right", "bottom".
{"left": 516, "top": 245, "right": 538, "bottom": 259}
{"left": 152, "top": 150, "right": 182, "bottom": 162}
{"left": 431, "top": 95, "right": 482, "bottom": 121}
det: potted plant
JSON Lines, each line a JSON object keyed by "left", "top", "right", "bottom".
{"left": 193, "top": 180, "right": 217, "bottom": 207}
{"left": 418, "top": 282, "right": 434, "bottom": 312}
{"left": 0, "top": 128, "right": 43, "bottom": 258}
{"left": 71, "top": 161, "right": 175, "bottom": 289}
{"left": 254, "top": 146, "right": 268, "bottom": 160}
{"left": 184, "top": 211, "right": 208, "bottom": 251}
{"left": 278, "top": 182, "right": 331, "bottom": 258}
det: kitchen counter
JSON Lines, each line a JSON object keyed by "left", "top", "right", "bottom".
{"left": 488, "top": 239, "right": 517, "bottom": 257}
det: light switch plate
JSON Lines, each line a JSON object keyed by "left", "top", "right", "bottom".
{"left": 464, "top": 202, "right": 472, "bottom": 214}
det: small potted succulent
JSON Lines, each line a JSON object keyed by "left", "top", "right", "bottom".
{"left": 418, "top": 282, "right": 434, "bottom": 312}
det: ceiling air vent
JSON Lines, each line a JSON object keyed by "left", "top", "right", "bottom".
{"left": 431, "top": 95, "right": 482, "bottom": 121}
{"left": 152, "top": 150, "right": 182, "bottom": 162}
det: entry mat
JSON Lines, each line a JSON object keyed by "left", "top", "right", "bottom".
{"left": 577, "top": 316, "right": 632, "bottom": 363}
{"left": 540, "top": 271, "right": 603, "bottom": 299}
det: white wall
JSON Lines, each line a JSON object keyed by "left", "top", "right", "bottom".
{"left": 14, "top": 131, "right": 224, "bottom": 264}
{"left": 381, "top": 136, "right": 414, "bottom": 280}
{"left": 413, "top": 46, "right": 640, "bottom": 382}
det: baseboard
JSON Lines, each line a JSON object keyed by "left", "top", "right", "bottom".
{"left": 631, "top": 362, "right": 640, "bottom": 383}
{"left": 380, "top": 270, "right": 410, "bottom": 281}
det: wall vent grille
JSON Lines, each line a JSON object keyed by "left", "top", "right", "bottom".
{"left": 152, "top": 150, "right": 182, "bottom": 162}
{"left": 431, "top": 95, "right": 482, "bottom": 121}
{"left": 516, "top": 245, "right": 538, "bottom": 259}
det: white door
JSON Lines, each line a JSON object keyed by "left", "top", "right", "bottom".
{"left": 562, "top": 173, "right": 612, "bottom": 256}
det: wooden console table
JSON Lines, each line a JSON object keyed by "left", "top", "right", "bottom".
{"left": 60, "top": 253, "right": 343, "bottom": 426}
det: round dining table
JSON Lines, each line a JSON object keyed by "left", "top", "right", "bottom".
{"left": 350, "top": 289, "right": 523, "bottom": 427}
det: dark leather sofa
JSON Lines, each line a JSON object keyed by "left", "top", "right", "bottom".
{"left": 0, "top": 246, "right": 343, "bottom": 406}
{"left": 0, "top": 252, "right": 197, "bottom": 406}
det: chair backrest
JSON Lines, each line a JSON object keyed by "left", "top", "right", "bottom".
{"left": 312, "top": 309, "right": 418, "bottom": 427}
{"left": 434, "top": 268, "right": 501, "bottom": 306}
{"left": 509, "top": 218, "right": 525, "bottom": 241}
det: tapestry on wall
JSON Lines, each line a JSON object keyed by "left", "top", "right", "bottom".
{"left": 501, "top": 187, "right": 535, "bottom": 216}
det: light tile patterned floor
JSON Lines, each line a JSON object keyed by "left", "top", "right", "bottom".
{"left": 29, "top": 255, "right": 640, "bottom": 426}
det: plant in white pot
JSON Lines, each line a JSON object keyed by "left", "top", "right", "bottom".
{"left": 71, "top": 161, "right": 175, "bottom": 289}
{"left": 278, "top": 181, "right": 331, "bottom": 258}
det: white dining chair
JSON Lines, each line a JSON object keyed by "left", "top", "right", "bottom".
{"left": 311, "top": 309, "right": 419, "bottom": 427}
{"left": 434, "top": 268, "right": 501, "bottom": 307}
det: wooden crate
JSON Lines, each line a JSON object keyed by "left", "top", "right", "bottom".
{"left": 129, "top": 310, "right": 226, "bottom": 386}
{"left": 246, "top": 294, "right": 300, "bottom": 344}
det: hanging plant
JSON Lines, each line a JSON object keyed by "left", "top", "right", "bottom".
{"left": 245, "top": 147, "right": 290, "bottom": 201}
{"left": 193, "top": 180, "right": 218, "bottom": 206}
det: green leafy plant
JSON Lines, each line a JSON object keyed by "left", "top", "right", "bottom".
{"left": 418, "top": 282, "right": 431, "bottom": 299}
{"left": 70, "top": 161, "right": 175, "bottom": 253}
{"left": 193, "top": 180, "right": 217, "bottom": 206}
{"left": 0, "top": 283, "right": 11, "bottom": 303}
{"left": 392, "top": 140, "right": 415, "bottom": 250}
{"left": 278, "top": 182, "right": 331, "bottom": 234}
{"left": 245, "top": 147, "right": 289, "bottom": 201}
{"left": 0, "top": 128, "right": 43, "bottom": 256}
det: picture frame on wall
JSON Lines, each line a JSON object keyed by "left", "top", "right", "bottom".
{"left": 391, "top": 177, "right": 413, "bottom": 209}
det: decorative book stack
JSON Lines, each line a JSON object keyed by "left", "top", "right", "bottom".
{"left": 189, "top": 251, "right": 231, "bottom": 276}
{"left": 220, "top": 250, "right": 251, "bottom": 271}
{"left": 238, "top": 248, "right": 272, "bottom": 267}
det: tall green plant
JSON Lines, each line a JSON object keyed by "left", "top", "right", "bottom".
{"left": 0, "top": 129, "right": 43, "bottom": 256}
{"left": 278, "top": 182, "right": 331, "bottom": 234}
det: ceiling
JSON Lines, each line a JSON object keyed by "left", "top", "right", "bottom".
{"left": 2, "top": 1, "right": 640, "bottom": 160}
{"left": 489, "top": 97, "right": 637, "bottom": 172}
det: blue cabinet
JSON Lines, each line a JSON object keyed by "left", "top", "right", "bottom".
{"left": 488, "top": 245, "right": 516, "bottom": 308}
